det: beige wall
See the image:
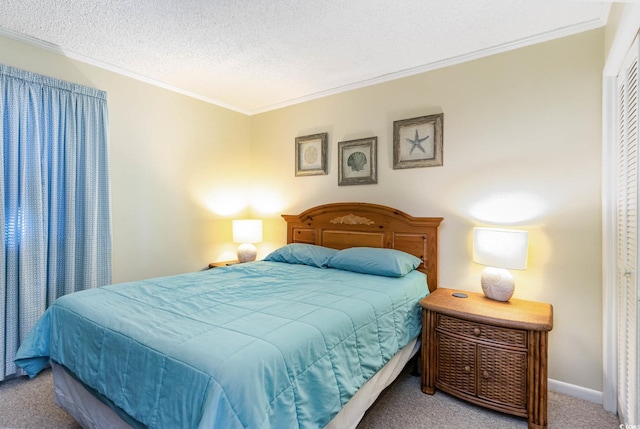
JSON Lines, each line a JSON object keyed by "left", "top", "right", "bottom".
{"left": 604, "top": 3, "right": 624, "bottom": 57}
{"left": 250, "top": 29, "right": 605, "bottom": 391}
{"left": 0, "top": 34, "right": 251, "bottom": 283}
{"left": 1, "top": 27, "right": 605, "bottom": 392}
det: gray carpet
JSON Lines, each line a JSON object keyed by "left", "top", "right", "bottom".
{"left": 0, "top": 369, "right": 80, "bottom": 429}
{"left": 0, "top": 368, "right": 619, "bottom": 429}
{"left": 359, "top": 370, "right": 620, "bottom": 429}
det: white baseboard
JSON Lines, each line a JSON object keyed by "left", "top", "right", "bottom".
{"left": 549, "top": 378, "right": 602, "bottom": 405}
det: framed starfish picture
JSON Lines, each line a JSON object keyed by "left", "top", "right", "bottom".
{"left": 393, "top": 113, "right": 443, "bottom": 169}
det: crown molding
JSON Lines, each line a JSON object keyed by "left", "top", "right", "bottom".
{"left": 252, "top": 11, "right": 609, "bottom": 114}
{"left": 0, "top": 27, "right": 251, "bottom": 115}
{"left": 0, "top": 6, "right": 609, "bottom": 116}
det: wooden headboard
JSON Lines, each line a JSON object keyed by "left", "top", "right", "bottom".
{"left": 282, "top": 203, "right": 443, "bottom": 292}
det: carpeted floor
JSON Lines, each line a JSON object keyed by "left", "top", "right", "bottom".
{"left": 0, "top": 367, "right": 620, "bottom": 429}
{"left": 358, "top": 370, "right": 620, "bottom": 429}
{"left": 0, "top": 369, "right": 79, "bottom": 429}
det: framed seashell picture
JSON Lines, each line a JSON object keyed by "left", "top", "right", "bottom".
{"left": 295, "top": 133, "right": 328, "bottom": 176}
{"left": 338, "top": 136, "right": 377, "bottom": 186}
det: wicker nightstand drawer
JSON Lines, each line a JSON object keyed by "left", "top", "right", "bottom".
{"left": 437, "top": 314, "right": 527, "bottom": 348}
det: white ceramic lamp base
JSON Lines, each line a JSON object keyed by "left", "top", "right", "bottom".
{"left": 237, "top": 243, "right": 257, "bottom": 262}
{"left": 481, "top": 267, "right": 515, "bottom": 302}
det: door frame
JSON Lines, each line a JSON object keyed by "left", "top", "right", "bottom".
{"left": 602, "top": 3, "right": 640, "bottom": 414}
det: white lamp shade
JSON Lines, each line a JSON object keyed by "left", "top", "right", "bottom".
{"left": 232, "top": 220, "right": 263, "bottom": 244}
{"left": 473, "top": 227, "right": 528, "bottom": 270}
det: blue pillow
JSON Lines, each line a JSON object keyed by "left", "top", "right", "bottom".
{"left": 326, "top": 247, "right": 421, "bottom": 277}
{"left": 263, "top": 243, "right": 337, "bottom": 268}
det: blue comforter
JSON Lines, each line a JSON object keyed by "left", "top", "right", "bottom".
{"left": 16, "top": 261, "right": 427, "bottom": 429}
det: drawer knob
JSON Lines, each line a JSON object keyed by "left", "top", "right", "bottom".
{"left": 473, "top": 327, "right": 481, "bottom": 336}
{"left": 464, "top": 365, "right": 471, "bottom": 373}
{"left": 482, "top": 370, "right": 490, "bottom": 379}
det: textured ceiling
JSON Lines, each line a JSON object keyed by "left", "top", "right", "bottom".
{"left": 0, "top": 0, "right": 609, "bottom": 114}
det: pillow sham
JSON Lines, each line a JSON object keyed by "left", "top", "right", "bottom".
{"left": 326, "top": 247, "right": 421, "bottom": 277}
{"left": 263, "top": 243, "right": 337, "bottom": 268}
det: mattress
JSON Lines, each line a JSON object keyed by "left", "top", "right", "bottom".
{"left": 17, "top": 260, "right": 427, "bottom": 428}
{"left": 51, "top": 338, "right": 419, "bottom": 429}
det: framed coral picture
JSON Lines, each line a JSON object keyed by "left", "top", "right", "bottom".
{"left": 393, "top": 113, "right": 443, "bottom": 169}
{"left": 338, "top": 137, "right": 377, "bottom": 186}
{"left": 295, "top": 133, "right": 328, "bottom": 176}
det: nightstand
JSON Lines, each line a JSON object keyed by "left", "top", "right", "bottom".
{"left": 208, "top": 260, "right": 239, "bottom": 268}
{"left": 421, "top": 288, "right": 553, "bottom": 429}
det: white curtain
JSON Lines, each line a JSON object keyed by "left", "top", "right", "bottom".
{"left": 0, "top": 64, "right": 112, "bottom": 381}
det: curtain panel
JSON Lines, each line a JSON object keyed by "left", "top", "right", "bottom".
{"left": 0, "top": 65, "right": 112, "bottom": 381}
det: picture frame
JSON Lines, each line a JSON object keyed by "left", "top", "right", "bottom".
{"left": 338, "top": 137, "right": 377, "bottom": 186}
{"left": 295, "top": 133, "right": 328, "bottom": 176}
{"left": 393, "top": 113, "right": 443, "bottom": 169}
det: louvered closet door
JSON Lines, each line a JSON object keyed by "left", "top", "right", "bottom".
{"left": 616, "top": 32, "right": 639, "bottom": 426}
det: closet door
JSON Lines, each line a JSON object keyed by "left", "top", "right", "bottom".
{"left": 616, "top": 33, "right": 639, "bottom": 426}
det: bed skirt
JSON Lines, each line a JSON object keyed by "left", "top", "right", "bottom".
{"left": 52, "top": 337, "right": 420, "bottom": 429}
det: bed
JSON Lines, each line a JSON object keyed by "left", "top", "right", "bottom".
{"left": 15, "top": 202, "right": 442, "bottom": 429}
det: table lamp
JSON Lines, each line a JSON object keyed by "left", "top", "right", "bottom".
{"left": 473, "top": 227, "right": 528, "bottom": 301}
{"left": 232, "top": 219, "right": 263, "bottom": 262}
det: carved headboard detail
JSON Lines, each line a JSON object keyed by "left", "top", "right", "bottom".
{"left": 282, "top": 202, "right": 443, "bottom": 292}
